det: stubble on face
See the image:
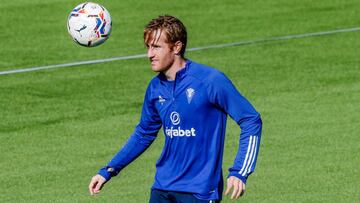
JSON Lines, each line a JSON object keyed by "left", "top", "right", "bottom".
{"left": 145, "top": 30, "right": 176, "bottom": 73}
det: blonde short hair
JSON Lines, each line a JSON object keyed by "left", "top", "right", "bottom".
{"left": 144, "top": 15, "right": 187, "bottom": 57}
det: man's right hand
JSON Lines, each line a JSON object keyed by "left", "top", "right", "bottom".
{"left": 88, "top": 174, "right": 106, "bottom": 195}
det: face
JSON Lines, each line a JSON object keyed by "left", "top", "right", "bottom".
{"left": 145, "top": 30, "right": 176, "bottom": 72}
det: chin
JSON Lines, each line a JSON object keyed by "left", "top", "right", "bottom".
{"left": 151, "top": 66, "right": 162, "bottom": 72}
{"left": 151, "top": 65, "right": 166, "bottom": 72}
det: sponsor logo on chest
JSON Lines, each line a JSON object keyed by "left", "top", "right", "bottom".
{"left": 165, "top": 111, "right": 196, "bottom": 138}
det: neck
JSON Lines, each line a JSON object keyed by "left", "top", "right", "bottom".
{"left": 163, "top": 57, "right": 186, "bottom": 81}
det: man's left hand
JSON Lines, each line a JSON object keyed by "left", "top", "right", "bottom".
{"left": 224, "top": 176, "right": 246, "bottom": 199}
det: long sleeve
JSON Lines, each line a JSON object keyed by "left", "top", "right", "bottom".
{"left": 98, "top": 84, "right": 162, "bottom": 181}
{"left": 207, "top": 72, "right": 262, "bottom": 184}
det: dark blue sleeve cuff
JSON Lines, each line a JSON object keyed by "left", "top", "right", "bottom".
{"left": 228, "top": 172, "right": 247, "bottom": 184}
{"left": 98, "top": 167, "right": 112, "bottom": 181}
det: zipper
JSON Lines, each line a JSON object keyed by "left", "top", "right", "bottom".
{"left": 172, "top": 73, "right": 177, "bottom": 102}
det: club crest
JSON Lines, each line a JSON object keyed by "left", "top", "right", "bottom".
{"left": 186, "top": 88, "right": 195, "bottom": 104}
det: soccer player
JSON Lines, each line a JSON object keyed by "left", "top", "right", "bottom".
{"left": 89, "top": 15, "right": 262, "bottom": 202}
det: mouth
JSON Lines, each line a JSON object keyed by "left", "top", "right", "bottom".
{"left": 150, "top": 60, "right": 157, "bottom": 66}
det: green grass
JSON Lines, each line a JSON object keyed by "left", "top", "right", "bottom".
{"left": 1, "top": 0, "right": 360, "bottom": 202}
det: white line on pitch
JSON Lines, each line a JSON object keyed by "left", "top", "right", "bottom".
{"left": 1, "top": 27, "right": 359, "bottom": 76}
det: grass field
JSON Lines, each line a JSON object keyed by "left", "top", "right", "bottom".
{"left": 1, "top": 0, "right": 359, "bottom": 202}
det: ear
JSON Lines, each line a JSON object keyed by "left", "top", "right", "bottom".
{"left": 173, "top": 41, "right": 183, "bottom": 55}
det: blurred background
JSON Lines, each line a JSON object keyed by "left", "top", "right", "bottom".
{"left": 0, "top": 0, "right": 359, "bottom": 202}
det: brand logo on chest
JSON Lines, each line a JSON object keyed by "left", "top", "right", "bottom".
{"left": 158, "top": 95, "right": 166, "bottom": 105}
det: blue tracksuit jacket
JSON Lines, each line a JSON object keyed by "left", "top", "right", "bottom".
{"left": 98, "top": 60, "right": 262, "bottom": 201}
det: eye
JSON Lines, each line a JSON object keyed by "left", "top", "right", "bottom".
{"left": 153, "top": 45, "right": 161, "bottom": 50}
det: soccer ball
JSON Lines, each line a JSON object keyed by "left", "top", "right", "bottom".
{"left": 67, "top": 2, "right": 112, "bottom": 47}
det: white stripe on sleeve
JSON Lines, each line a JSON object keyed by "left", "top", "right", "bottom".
{"left": 247, "top": 137, "right": 258, "bottom": 174}
{"left": 238, "top": 136, "right": 254, "bottom": 175}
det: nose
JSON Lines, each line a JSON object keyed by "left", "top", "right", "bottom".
{"left": 147, "top": 47, "right": 155, "bottom": 59}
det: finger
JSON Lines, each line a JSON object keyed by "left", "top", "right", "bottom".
{"left": 231, "top": 180, "right": 239, "bottom": 199}
{"left": 94, "top": 178, "right": 105, "bottom": 193}
{"left": 224, "top": 178, "right": 233, "bottom": 195}
{"left": 235, "top": 181, "right": 243, "bottom": 199}
{"left": 240, "top": 182, "right": 246, "bottom": 197}
{"left": 88, "top": 178, "right": 97, "bottom": 195}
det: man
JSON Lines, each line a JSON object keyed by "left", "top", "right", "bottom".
{"left": 89, "top": 15, "right": 262, "bottom": 202}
